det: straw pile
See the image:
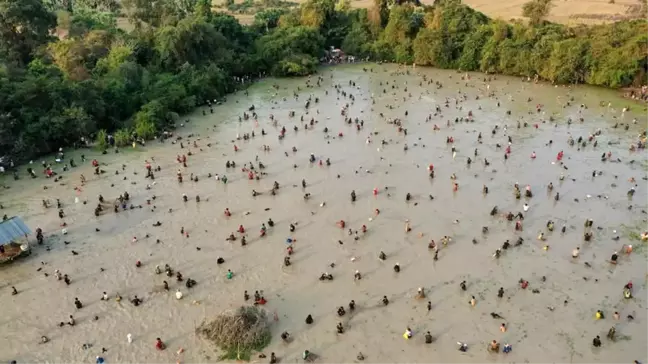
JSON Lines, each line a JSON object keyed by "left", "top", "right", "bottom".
{"left": 196, "top": 306, "right": 272, "bottom": 360}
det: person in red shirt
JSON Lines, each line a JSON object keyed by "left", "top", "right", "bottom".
{"left": 155, "top": 338, "right": 166, "bottom": 350}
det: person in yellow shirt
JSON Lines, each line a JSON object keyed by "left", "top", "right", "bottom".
{"left": 403, "top": 327, "right": 413, "bottom": 339}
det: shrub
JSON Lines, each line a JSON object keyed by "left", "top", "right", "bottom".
{"left": 95, "top": 129, "right": 108, "bottom": 151}
{"left": 196, "top": 306, "right": 272, "bottom": 361}
{"left": 114, "top": 128, "right": 131, "bottom": 147}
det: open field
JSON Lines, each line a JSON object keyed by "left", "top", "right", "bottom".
{"left": 461, "top": 0, "right": 646, "bottom": 25}
{"left": 215, "top": 0, "right": 646, "bottom": 26}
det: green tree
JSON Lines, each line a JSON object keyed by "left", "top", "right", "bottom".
{"left": 94, "top": 43, "right": 134, "bottom": 74}
{"left": 194, "top": 0, "right": 212, "bottom": 20}
{"left": 0, "top": 0, "right": 646, "bottom": 165}
{"left": 547, "top": 38, "right": 589, "bottom": 84}
{"left": 371, "top": 38, "right": 394, "bottom": 61}
{"left": 522, "top": 0, "right": 552, "bottom": 25}
{"left": 255, "top": 8, "right": 287, "bottom": 31}
{"left": 114, "top": 128, "right": 131, "bottom": 147}
{"left": 342, "top": 23, "right": 371, "bottom": 56}
{"left": 413, "top": 28, "right": 450, "bottom": 67}
{"left": 122, "top": 0, "right": 184, "bottom": 27}
{"left": 49, "top": 39, "right": 90, "bottom": 80}
{"left": 274, "top": 54, "right": 318, "bottom": 76}
{"left": 335, "top": 0, "right": 350, "bottom": 12}
{"left": 95, "top": 129, "right": 108, "bottom": 150}
{"left": 278, "top": 12, "right": 301, "bottom": 28}
{"left": 383, "top": 5, "right": 414, "bottom": 45}
{"left": 67, "top": 7, "right": 118, "bottom": 38}
{"left": 45, "top": 0, "right": 70, "bottom": 11}
{"left": 154, "top": 16, "right": 230, "bottom": 70}
{"left": 299, "top": 0, "right": 335, "bottom": 28}
{"left": 74, "top": 0, "right": 120, "bottom": 12}
{"left": 341, "top": 8, "right": 373, "bottom": 56}
{"left": 256, "top": 26, "right": 324, "bottom": 73}
{"left": 48, "top": 29, "right": 113, "bottom": 80}
{"left": 584, "top": 20, "right": 648, "bottom": 87}
{"left": 457, "top": 24, "right": 491, "bottom": 71}
{"left": 134, "top": 110, "right": 157, "bottom": 139}
{"left": 0, "top": 0, "right": 57, "bottom": 65}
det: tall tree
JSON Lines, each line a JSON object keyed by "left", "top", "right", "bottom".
{"left": 194, "top": 0, "right": 212, "bottom": 20}
{"left": 154, "top": 16, "right": 229, "bottom": 70}
{"left": 254, "top": 8, "right": 287, "bottom": 31}
{"left": 522, "top": 0, "right": 552, "bottom": 25}
{"left": 368, "top": 0, "right": 390, "bottom": 30}
{"left": 0, "top": 0, "right": 57, "bottom": 65}
{"left": 299, "top": 0, "right": 335, "bottom": 28}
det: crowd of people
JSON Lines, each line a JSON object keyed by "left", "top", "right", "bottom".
{"left": 4, "top": 66, "right": 646, "bottom": 363}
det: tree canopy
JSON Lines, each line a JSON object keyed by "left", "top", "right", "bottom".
{"left": 0, "top": 0, "right": 645, "bottom": 163}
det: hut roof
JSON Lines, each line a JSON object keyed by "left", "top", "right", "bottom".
{"left": 0, "top": 217, "right": 31, "bottom": 245}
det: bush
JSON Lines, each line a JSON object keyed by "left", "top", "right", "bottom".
{"left": 196, "top": 306, "right": 272, "bottom": 361}
{"left": 114, "top": 128, "right": 131, "bottom": 147}
{"left": 522, "top": 0, "right": 553, "bottom": 25}
{"left": 135, "top": 118, "right": 156, "bottom": 140}
{"left": 273, "top": 54, "right": 318, "bottom": 76}
{"left": 95, "top": 129, "right": 108, "bottom": 151}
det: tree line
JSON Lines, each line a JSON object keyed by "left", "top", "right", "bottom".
{"left": 0, "top": 0, "right": 645, "bottom": 163}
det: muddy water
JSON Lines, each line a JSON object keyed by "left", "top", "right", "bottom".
{"left": 0, "top": 63, "right": 646, "bottom": 364}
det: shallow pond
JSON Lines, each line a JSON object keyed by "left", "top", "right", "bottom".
{"left": 0, "top": 63, "right": 646, "bottom": 363}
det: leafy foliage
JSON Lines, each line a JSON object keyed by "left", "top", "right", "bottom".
{"left": 0, "top": 0, "right": 57, "bottom": 65}
{"left": 0, "top": 0, "right": 644, "bottom": 164}
{"left": 254, "top": 8, "right": 287, "bottom": 30}
{"left": 522, "top": 0, "right": 552, "bottom": 25}
{"left": 256, "top": 25, "right": 324, "bottom": 72}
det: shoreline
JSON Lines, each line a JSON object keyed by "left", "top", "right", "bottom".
{"left": 1, "top": 62, "right": 645, "bottom": 172}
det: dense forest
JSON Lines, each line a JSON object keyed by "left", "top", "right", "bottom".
{"left": 0, "top": 0, "right": 646, "bottom": 163}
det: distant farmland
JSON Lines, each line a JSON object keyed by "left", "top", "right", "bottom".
{"left": 213, "top": 0, "right": 646, "bottom": 25}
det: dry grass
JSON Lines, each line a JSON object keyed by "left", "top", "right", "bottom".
{"left": 106, "top": 0, "right": 644, "bottom": 34}
{"left": 116, "top": 17, "right": 136, "bottom": 32}
{"left": 462, "top": 0, "right": 645, "bottom": 25}
{"left": 217, "top": 0, "right": 645, "bottom": 25}
{"left": 234, "top": 14, "right": 256, "bottom": 25}
{"left": 196, "top": 306, "right": 272, "bottom": 361}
